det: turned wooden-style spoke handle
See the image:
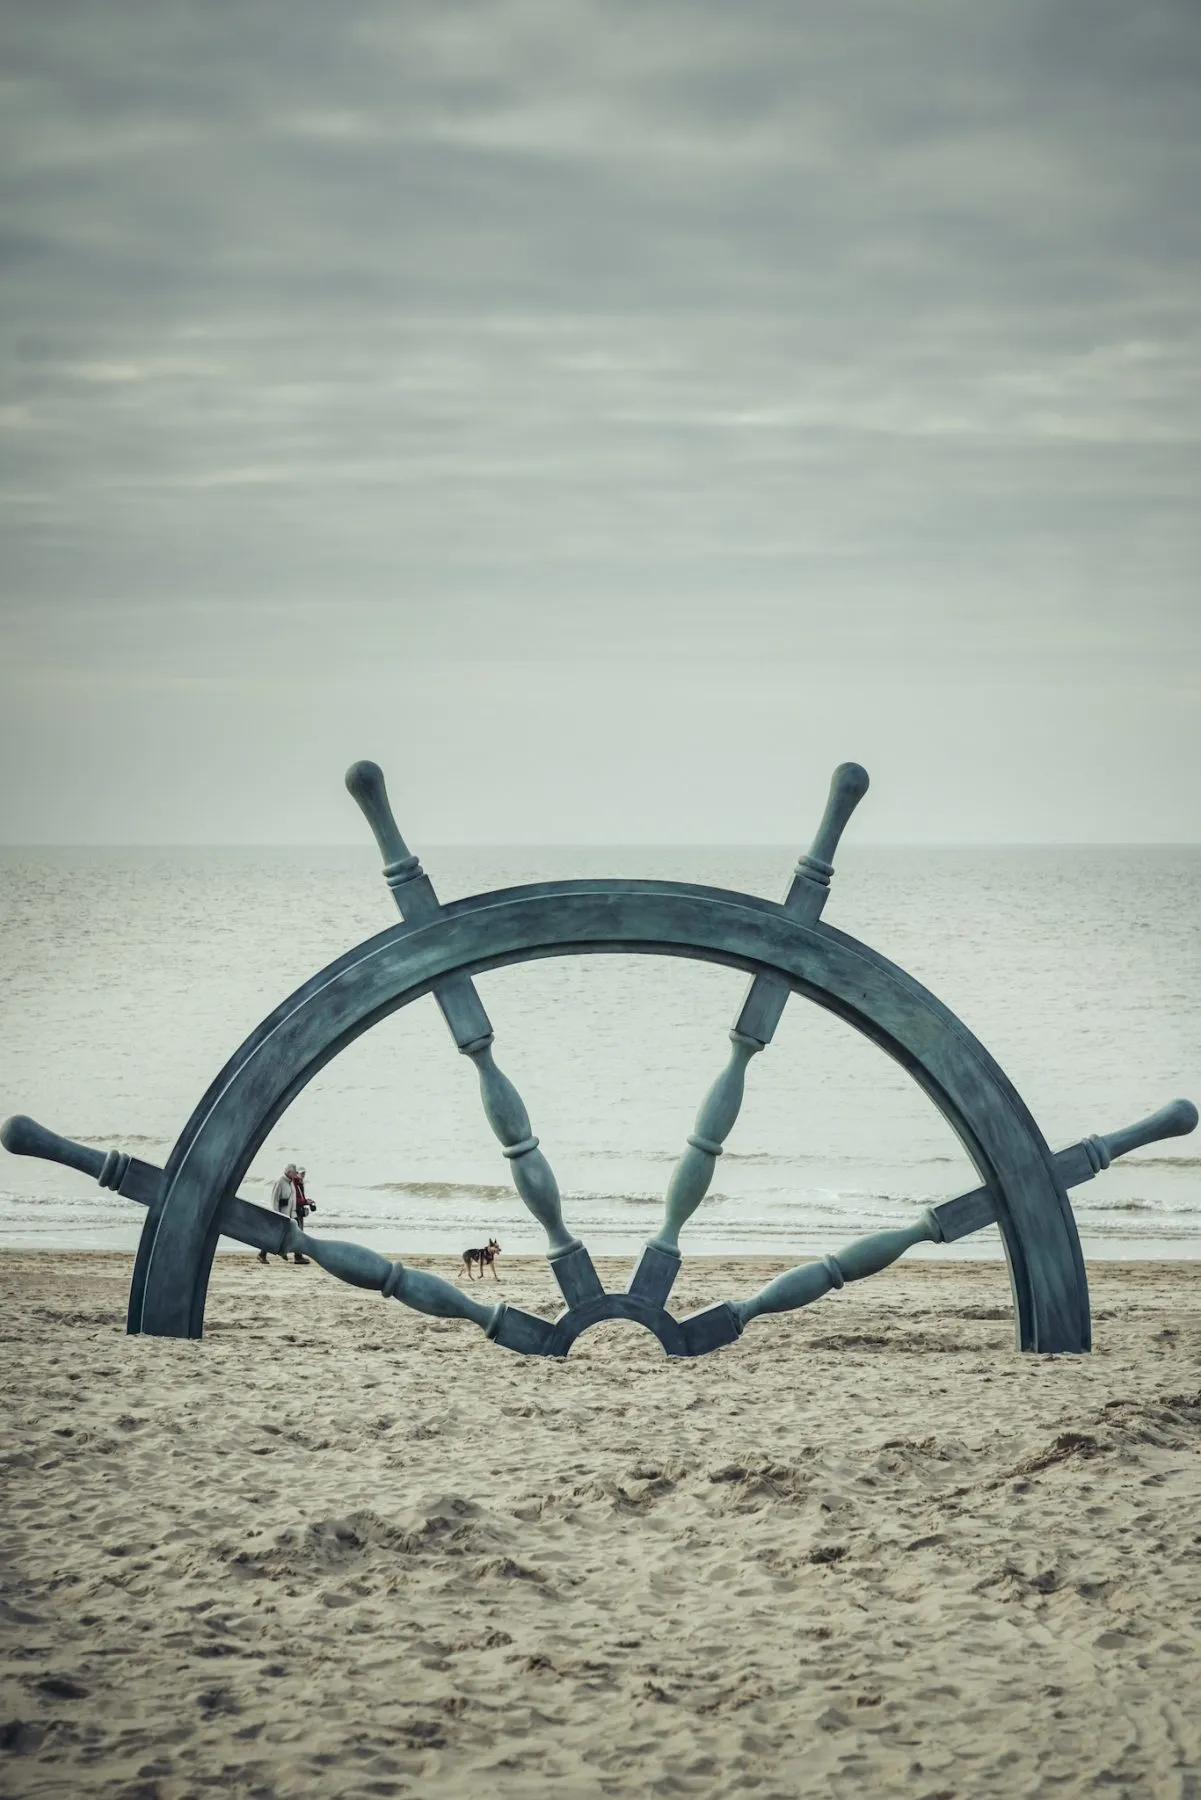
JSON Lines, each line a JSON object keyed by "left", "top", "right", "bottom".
{"left": 284, "top": 1226, "right": 394, "bottom": 1290}
{"left": 0, "top": 1113, "right": 161, "bottom": 1205}
{"left": 343, "top": 760, "right": 602, "bottom": 1307}
{"left": 469, "top": 1046, "right": 576, "bottom": 1255}
{"left": 1095, "top": 1098, "right": 1198, "bottom": 1165}
{"left": 804, "top": 761, "right": 872, "bottom": 881}
{"left": 726, "top": 1095, "right": 1201, "bottom": 1333}
{"left": 0, "top": 1114, "right": 293, "bottom": 1251}
{"left": 345, "top": 761, "right": 415, "bottom": 873}
{"left": 647, "top": 1033, "right": 762, "bottom": 1257}
{"left": 633, "top": 761, "right": 871, "bottom": 1304}
{"left": 345, "top": 759, "right": 441, "bottom": 921}
{"left": 732, "top": 1214, "right": 940, "bottom": 1327}
{"left": 733, "top": 760, "right": 871, "bottom": 1047}
{"left": 1, "top": 1114, "right": 110, "bottom": 1182}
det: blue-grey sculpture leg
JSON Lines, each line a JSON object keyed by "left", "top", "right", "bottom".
{"left": 127, "top": 879, "right": 1093, "bottom": 1351}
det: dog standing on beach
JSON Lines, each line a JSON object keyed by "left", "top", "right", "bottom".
{"left": 460, "top": 1238, "right": 502, "bottom": 1281}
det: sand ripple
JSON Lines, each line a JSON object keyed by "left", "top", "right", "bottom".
{"left": 3, "top": 1252, "right": 1201, "bottom": 1796}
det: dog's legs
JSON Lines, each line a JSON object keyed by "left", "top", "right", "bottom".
{"left": 489, "top": 1260, "right": 501, "bottom": 1281}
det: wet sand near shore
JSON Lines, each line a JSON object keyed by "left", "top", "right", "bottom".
{"left": 3, "top": 1250, "right": 1201, "bottom": 1798}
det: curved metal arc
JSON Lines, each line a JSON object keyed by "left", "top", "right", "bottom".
{"left": 135, "top": 879, "right": 1088, "bottom": 1354}
{"left": 810, "top": 915, "right": 1087, "bottom": 1343}
{"left": 144, "top": 878, "right": 808, "bottom": 1268}
{"left": 545, "top": 1294, "right": 689, "bottom": 1358}
{"left": 156, "top": 889, "right": 1061, "bottom": 1339}
{"left": 166, "top": 877, "right": 790, "bottom": 1150}
{"left": 136, "top": 883, "right": 804, "bottom": 1333}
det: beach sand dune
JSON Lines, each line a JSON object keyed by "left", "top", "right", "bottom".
{"left": 3, "top": 1251, "right": 1201, "bottom": 1798}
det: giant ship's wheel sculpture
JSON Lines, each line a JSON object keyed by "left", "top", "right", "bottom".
{"left": 3, "top": 761, "right": 1196, "bottom": 1356}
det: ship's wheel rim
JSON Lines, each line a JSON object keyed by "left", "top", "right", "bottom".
{"left": 131, "top": 878, "right": 1089, "bottom": 1353}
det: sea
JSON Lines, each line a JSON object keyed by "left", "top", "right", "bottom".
{"left": 0, "top": 845, "right": 1197, "bottom": 1264}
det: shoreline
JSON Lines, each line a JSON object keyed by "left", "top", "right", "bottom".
{"left": 8, "top": 1246, "right": 1201, "bottom": 1269}
{"left": 7, "top": 1247, "right": 1201, "bottom": 1328}
{"left": 5, "top": 1235, "right": 1201, "bottom": 1261}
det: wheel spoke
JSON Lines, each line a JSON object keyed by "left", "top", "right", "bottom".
{"left": 345, "top": 761, "right": 603, "bottom": 1308}
{"left": 677, "top": 1099, "right": 1201, "bottom": 1353}
{"left": 732, "top": 1214, "right": 943, "bottom": 1327}
{"left": 283, "top": 1223, "right": 558, "bottom": 1352}
{"left": 11, "top": 1101, "right": 1190, "bottom": 1357}
{"left": 631, "top": 762, "right": 869, "bottom": 1306}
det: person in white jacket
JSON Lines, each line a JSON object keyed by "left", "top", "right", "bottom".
{"left": 258, "top": 1163, "right": 310, "bottom": 1265}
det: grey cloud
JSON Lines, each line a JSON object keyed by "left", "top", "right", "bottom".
{"left": 0, "top": 0, "right": 1198, "bottom": 840}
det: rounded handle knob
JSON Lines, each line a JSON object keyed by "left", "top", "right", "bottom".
{"left": 1, "top": 1114, "right": 106, "bottom": 1181}
{"left": 344, "top": 761, "right": 412, "bottom": 868}
{"left": 808, "top": 762, "right": 870, "bottom": 870}
{"left": 1099, "top": 1098, "right": 1198, "bottom": 1162}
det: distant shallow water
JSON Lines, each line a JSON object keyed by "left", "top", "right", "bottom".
{"left": 1, "top": 843, "right": 1198, "bottom": 1261}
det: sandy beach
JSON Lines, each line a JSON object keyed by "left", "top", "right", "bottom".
{"left": 3, "top": 1250, "right": 1201, "bottom": 1799}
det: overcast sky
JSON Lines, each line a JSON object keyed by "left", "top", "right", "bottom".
{"left": 1, "top": 1, "right": 1198, "bottom": 844}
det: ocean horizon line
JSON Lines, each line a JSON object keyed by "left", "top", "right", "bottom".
{"left": 2, "top": 839, "right": 1200, "bottom": 853}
